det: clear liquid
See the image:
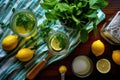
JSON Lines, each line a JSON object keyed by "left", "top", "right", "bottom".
{"left": 72, "top": 56, "right": 93, "bottom": 77}
{"left": 105, "top": 14, "right": 120, "bottom": 41}
{"left": 14, "top": 13, "right": 35, "bottom": 35}
{"left": 48, "top": 31, "right": 69, "bottom": 55}
{"left": 10, "top": 10, "right": 37, "bottom": 37}
{"left": 101, "top": 12, "right": 120, "bottom": 44}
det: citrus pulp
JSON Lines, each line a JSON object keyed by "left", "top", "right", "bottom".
{"left": 96, "top": 58, "right": 111, "bottom": 74}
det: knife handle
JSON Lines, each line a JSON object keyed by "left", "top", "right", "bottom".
{"left": 26, "top": 53, "right": 52, "bottom": 80}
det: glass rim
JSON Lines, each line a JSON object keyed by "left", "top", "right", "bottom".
{"left": 72, "top": 55, "right": 93, "bottom": 78}
{"left": 47, "top": 31, "right": 69, "bottom": 55}
{"left": 10, "top": 9, "right": 37, "bottom": 37}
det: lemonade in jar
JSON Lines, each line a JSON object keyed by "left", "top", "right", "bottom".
{"left": 10, "top": 9, "right": 37, "bottom": 37}
{"left": 47, "top": 31, "right": 69, "bottom": 55}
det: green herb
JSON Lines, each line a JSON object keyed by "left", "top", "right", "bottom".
{"left": 16, "top": 13, "right": 35, "bottom": 31}
{"left": 39, "top": 20, "right": 52, "bottom": 41}
{"left": 40, "top": 0, "right": 108, "bottom": 43}
{"left": 53, "top": 33, "right": 67, "bottom": 50}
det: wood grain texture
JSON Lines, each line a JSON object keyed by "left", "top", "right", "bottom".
{"left": 33, "top": 0, "right": 120, "bottom": 80}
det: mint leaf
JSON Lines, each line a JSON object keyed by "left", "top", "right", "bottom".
{"left": 55, "top": 3, "right": 69, "bottom": 12}
{"left": 93, "top": 18, "right": 98, "bottom": 35}
{"left": 77, "top": 2, "right": 82, "bottom": 8}
{"left": 89, "top": 0, "right": 108, "bottom": 9}
{"left": 45, "top": 11, "right": 58, "bottom": 21}
{"left": 85, "top": 10, "right": 98, "bottom": 18}
{"left": 89, "top": 0, "right": 98, "bottom": 7}
{"left": 39, "top": 20, "right": 52, "bottom": 40}
{"left": 93, "top": 26, "right": 98, "bottom": 36}
{"left": 80, "top": 29, "right": 88, "bottom": 43}
{"left": 40, "top": 0, "right": 59, "bottom": 10}
{"left": 54, "top": 33, "right": 66, "bottom": 50}
{"left": 72, "top": 15, "right": 80, "bottom": 25}
{"left": 76, "top": 10, "right": 82, "bottom": 15}
{"left": 16, "top": 13, "right": 35, "bottom": 30}
{"left": 81, "top": 0, "right": 88, "bottom": 7}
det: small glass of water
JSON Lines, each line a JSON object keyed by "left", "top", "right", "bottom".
{"left": 72, "top": 55, "right": 93, "bottom": 78}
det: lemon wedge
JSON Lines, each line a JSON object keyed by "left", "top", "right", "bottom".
{"left": 50, "top": 38, "right": 62, "bottom": 51}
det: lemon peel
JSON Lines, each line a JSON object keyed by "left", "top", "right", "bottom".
{"left": 2, "top": 35, "right": 18, "bottom": 51}
{"left": 16, "top": 48, "right": 34, "bottom": 62}
{"left": 91, "top": 40, "right": 105, "bottom": 56}
{"left": 112, "top": 50, "right": 120, "bottom": 65}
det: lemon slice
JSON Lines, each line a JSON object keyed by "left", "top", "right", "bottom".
{"left": 96, "top": 58, "right": 111, "bottom": 74}
{"left": 15, "top": 26, "right": 30, "bottom": 34}
{"left": 50, "top": 38, "right": 62, "bottom": 51}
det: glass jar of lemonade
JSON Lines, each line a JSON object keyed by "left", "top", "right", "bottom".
{"left": 72, "top": 55, "right": 93, "bottom": 78}
{"left": 10, "top": 9, "right": 37, "bottom": 37}
{"left": 101, "top": 11, "right": 120, "bottom": 45}
{"left": 47, "top": 31, "right": 69, "bottom": 55}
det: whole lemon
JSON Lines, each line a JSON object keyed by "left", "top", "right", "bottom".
{"left": 112, "top": 50, "right": 120, "bottom": 65}
{"left": 2, "top": 35, "right": 18, "bottom": 51}
{"left": 91, "top": 40, "right": 105, "bottom": 56}
{"left": 16, "top": 48, "right": 34, "bottom": 62}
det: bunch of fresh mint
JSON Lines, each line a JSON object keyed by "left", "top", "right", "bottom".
{"left": 40, "top": 0, "right": 108, "bottom": 42}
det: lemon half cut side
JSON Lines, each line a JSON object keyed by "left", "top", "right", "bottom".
{"left": 50, "top": 37, "right": 62, "bottom": 51}
{"left": 96, "top": 58, "right": 111, "bottom": 74}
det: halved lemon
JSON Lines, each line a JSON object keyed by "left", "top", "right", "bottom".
{"left": 96, "top": 58, "right": 111, "bottom": 74}
{"left": 50, "top": 38, "right": 62, "bottom": 51}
